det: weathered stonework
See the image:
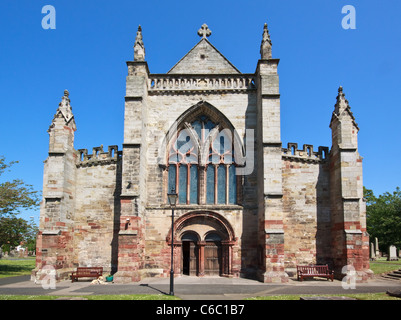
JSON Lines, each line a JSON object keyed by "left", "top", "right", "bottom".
{"left": 34, "top": 24, "right": 372, "bottom": 283}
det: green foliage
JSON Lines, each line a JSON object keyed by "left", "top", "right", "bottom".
{"left": 365, "top": 186, "right": 401, "bottom": 251}
{"left": 0, "top": 156, "right": 40, "bottom": 253}
{"left": 0, "top": 217, "right": 38, "bottom": 251}
{"left": 0, "top": 156, "right": 40, "bottom": 217}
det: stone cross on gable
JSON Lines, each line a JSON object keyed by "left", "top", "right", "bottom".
{"left": 198, "top": 24, "right": 212, "bottom": 38}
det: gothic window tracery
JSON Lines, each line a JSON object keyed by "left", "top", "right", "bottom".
{"left": 167, "top": 115, "right": 237, "bottom": 205}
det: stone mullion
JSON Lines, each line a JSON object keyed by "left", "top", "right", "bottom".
{"left": 198, "top": 241, "right": 206, "bottom": 276}
{"left": 186, "top": 164, "right": 191, "bottom": 204}
{"left": 225, "top": 164, "right": 229, "bottom": 205}
{"left": 214, "top": 164, "right": 218, "bottom": 204}
{"left": 199, "top": 165, "right": 206, "bottom": 205}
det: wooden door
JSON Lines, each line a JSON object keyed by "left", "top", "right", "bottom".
{"left": 204, "top": 241, "right": 221, "bottom": 276}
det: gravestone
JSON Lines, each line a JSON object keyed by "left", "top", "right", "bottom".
{"left": 388, "top": 245, "right": 398, "bottom": 261}
{"left": 370, "top": 243, "right": 376, "bottom": 260}
{"left": 375, "top": 237, "right": 380, "bottom": 257}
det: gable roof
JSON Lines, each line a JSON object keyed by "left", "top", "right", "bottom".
{"left": 167, "top": 38, "right": 241, "bottom": 74}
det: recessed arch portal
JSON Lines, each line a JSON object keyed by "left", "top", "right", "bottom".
{"left": 167, "top": 211, "right": 236, "bottom": 277}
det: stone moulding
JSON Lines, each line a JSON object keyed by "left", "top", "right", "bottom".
{"left": 119, "top": 230, "right": 138, "bottom": 236}
{"left": 42, "top": 230, "right": 61, "bottom": 235}
{"left": 264, "top": 192, "right": 283, "bottom": 199}
{"left": 344, "top": 229, "right": 363, "bottom": 234}
{"left": 265, "top": 229, "right": 284, "bottom": 234}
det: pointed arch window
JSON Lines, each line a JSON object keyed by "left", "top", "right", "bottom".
{"left": 168, "top": 115, "right": 238, "bottom": 205}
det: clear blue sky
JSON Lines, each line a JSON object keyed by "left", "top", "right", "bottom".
{"left": 1, "top": 0, "right": 400, "bottom": 223}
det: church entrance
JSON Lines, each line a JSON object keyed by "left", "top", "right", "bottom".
{"left": 170, "top": 211, "right": 236, "bottom": 278}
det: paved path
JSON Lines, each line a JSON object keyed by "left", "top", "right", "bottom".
{"left": 0, "top": 275, "right": 400, "bottom": 300}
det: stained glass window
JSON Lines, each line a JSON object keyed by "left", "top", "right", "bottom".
{"left": 217, "top": 165, "right": 226, "bottom": 204}
{"left": 190, "top": 165, "right": 198, "bottom": 204}
{"left": 206, "top": 165, "right": 215, "bottom": 204}
{"left": 168, "top": 115, "right": 238, "bottom": 205}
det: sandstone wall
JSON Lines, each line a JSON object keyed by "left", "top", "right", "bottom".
{"left": 282, "top": 157, "right": 331, "bottom": 274}
{"left": 73, "top": 151, "right": 121, "bottom": 274}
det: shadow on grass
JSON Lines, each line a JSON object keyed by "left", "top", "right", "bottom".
{"left": 0, "top": 258, "right": 36, "bottom": 277}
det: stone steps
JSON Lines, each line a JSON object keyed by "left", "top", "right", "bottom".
{"left": 382, "top": 269, "right": 401, "bottom": 281}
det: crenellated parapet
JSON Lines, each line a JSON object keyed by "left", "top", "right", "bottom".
{"left": 282, "top": 143, "right": 329, "bottom": 163}
{"left": 76, "top": 145, "right": 121, "bottom": 167}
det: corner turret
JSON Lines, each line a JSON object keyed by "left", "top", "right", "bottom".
{"left": 35, "top": 89, "right": 77, "bottom": 282}
{"left": 329, "top": 86, "right": 372, "bottom": 281}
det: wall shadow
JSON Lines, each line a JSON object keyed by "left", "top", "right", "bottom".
{"left": 315, "top": 161, "right": 333, "bottom": 270}
{"left": 110, "top": 152, "right": 122, "bottom": 274}
{"left": 239, "top": 91, "right": 259, "bottom": 280}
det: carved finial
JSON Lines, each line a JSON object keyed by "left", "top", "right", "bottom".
{"left": 262, "top": 23, "right": 272, "bottom": 45}
{"left": 260, "top": 22, "right": 272, "bottom": 59}
{"left": 336, "top": 86, "right": 346, "bottom": 102}
{"left": 61, "top": 89, "right": 70, "bottom": 105}
{"left": 53, "top": 89, "right": 74, "bottom": 127}
{"left": 134, "top": 25, "right": 145, "bottom": 61}
{"left": 198, "top": 24, "right": 212, "bottom": 39}
{"left": 334, "top": 85, "right": 352, "bottom": 116}
{"left": 135, "top": 25, "right": 143, "bottom": 46}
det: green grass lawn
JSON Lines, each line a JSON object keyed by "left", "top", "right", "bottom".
{"left": 0, "top": 257, "right": 36, "bottom": 278}
{"left": 369, "top": 258, "right": 401, "bottom": 274}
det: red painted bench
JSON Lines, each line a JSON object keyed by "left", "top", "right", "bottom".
{"left": 297, "top": 265, "right": 334, "bottom": 281}
{"left": 71, "top": 267, "right": 103, "bottom": 282}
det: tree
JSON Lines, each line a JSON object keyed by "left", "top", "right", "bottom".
{"left": 0, "top": 217, "right": 38, "bottom": 254}
{"left": 365, "top": 186, "right": 401, "bottom": 251}
{"left": 0, "top": 156, "right": 40, "bottom": 217}
{"left": 25, "top": 217, "right": 39, "bottom": 252}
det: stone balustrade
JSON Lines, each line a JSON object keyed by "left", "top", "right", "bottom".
{"left": 148, "top": 74, "right": 256, "bottom": 93}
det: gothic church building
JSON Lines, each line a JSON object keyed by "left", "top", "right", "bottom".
{"left": 34, "top": 24, "right": 372, "bottom": 283}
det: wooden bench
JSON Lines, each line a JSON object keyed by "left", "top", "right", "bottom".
{"left": 297, "top": 265, "right": 334, "bottom": 282}
{"left": 71, "top": 267, "right": 103, "bottom": 282}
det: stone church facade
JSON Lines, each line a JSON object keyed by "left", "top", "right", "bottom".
{"left": 34, "top": 23, "right": 372, "bottom": 283}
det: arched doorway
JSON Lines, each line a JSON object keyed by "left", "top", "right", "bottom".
{"left": 167, "top": 211, "right": 237, "bottom": 277}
